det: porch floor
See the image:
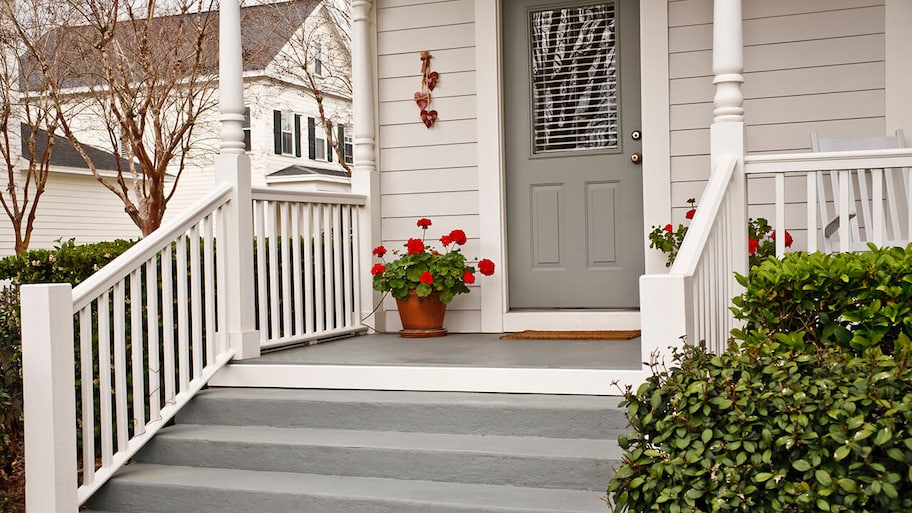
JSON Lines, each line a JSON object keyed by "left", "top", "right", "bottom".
{"left": 242, "top": 333, "right": 643, "bottom": 370}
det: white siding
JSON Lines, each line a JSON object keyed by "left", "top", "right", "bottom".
{"left": 376, "top": 0, "right": 481, "bottom": 332}
{"left": 668, "top": 0, "right": 886, "bottom": 225}
{"left": 0, "top": 171, "right": 142, "bottom": 257}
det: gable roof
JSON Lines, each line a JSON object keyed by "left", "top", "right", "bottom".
{"left": 20, "top": 123, "right": 130, "bottom": 172}
{"left": 22, "top": 0, "right": 321, "bottom": 89}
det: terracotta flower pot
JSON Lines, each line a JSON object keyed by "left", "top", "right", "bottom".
{"left": 395, "top": 290, "right": 448, "bottom": 338}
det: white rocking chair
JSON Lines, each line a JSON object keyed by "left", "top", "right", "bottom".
{"left": 810, "top": 129, "right": 908, "bottom": 252}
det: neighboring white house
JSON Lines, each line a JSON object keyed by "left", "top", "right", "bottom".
{"left": 350, "top": 0, "right": 912, "bottom": 334}
{"left": 0, "top": 0, "right": 352, "bottom": 256}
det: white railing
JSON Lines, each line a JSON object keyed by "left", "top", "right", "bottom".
{"left": 744, "top": 148, "right": 912, "bottom": 255}
{"left": 640, "top": 156, "right": 746, "bottom": 356}
{"left": 252, "top": 188, "right": 368, "bottom": 350}
{"left": 641, "top": 148, "right": 912, "bottom": 361}
{"left": 21, "top": 184, "right": 236, "bottom": 509}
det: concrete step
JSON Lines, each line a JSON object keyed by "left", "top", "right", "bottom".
{"left": 177, "top": 388, "right": 627, "bottom": 438}
{"left": 86, "top": 464, "right": 609, "bottom": 513}
{"left": 135, "top": 424, "right": 621, "bottom": 491}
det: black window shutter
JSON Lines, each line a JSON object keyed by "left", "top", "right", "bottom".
{"left": 326, "top": 122, "right": 333, "bottom": 162}
{"left": 294, "top": 115, "right": 302, "bottom": 157}
{"left": 307, "top": 117, "right": 316, "bottom": 159}
{"left": 337, "top": 125, "right": 345, "bottom": 161}
{"left": 273, "top": 110, "right": 282, "bottom": 154}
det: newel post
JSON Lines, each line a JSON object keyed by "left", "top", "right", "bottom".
{"left": 21, "top": 284, "right": 78, "bottom": 513}
{"left": 711, "top": 0, "right": 748, "bottom": 284}
{"left": 351, "top": 0, "right": 384, "bottom": 330}
{"left": 216, "top": 0, "right": 260, "bottom": 359}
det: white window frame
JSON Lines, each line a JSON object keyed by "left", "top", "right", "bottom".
{"left": 281, "top": 110, "right": 295, "bottom": 155}
{"left": 313, "top": 120, "right": 327, "bottom": 160}
{"left": 343, "top": 127, "right": 353, "bottom": 164}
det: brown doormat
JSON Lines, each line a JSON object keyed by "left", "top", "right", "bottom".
{"left": 499, "top": 330, "right": 641, "bottom": 340}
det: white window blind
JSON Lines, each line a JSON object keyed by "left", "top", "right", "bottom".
{"left": 530, "top": 2, "right": 618, "bottom": 154}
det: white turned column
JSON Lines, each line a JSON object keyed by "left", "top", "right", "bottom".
{"left": 712, "top": 0, "right": 744, "bottom": 124}
{"left": 22, "top": 284, "right": 78, "bottom": 513}
{"left": 351, "top": 0, "right": 384, "bottom": 330}
{"left": 216, "top": 0, "right": 260, "bottom": 358}
{"left": 711, "top": 0, "right": 748, "bottom": 286}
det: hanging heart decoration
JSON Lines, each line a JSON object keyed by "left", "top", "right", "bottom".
{"left": 417, "top": 51, "right": 440, "bottom": 128}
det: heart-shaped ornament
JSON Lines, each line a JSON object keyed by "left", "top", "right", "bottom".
{"left": 414, "top": 92, "right": 429, "bottom": 111}
{"left": 427, "top": 71, "right": 439, "bottom": 91}
{"left": 420, "top": 109, "right": 438, "bottom": 128}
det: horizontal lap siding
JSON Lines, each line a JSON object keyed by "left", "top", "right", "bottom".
{"left": 376, "top": 0, "right": 481, "bottom": 332}
{"left": 0, "top": 172, "right": 142, "bottom": 256}
{"left": 668, "top": 0, "right": 886, "bottom": 235}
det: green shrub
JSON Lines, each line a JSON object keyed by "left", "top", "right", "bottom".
{"left": 0, "top": 287, "right": 23, "bottom": 513}
{"left": 607, "top": 340, "right": 912, "bottom": 513}
{"left": 731, "top": 245, "right": 912, "bottom": 353}
{"left": 0, "top": 238, "right": 136, "bottom": 286}
{"left": 0, "top": 238, "right": 135, "bottom": 512}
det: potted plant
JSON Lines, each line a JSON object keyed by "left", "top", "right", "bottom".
{"left": 371, "top": 218, "right": 495, "bottom": 337}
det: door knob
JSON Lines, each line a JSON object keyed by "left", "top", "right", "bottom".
{"left": 630, "top": 152, "right": 642, "bottom": 164}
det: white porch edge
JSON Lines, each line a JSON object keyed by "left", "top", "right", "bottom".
{"left": 208, "top": 364, "right": 646, "bottom": 396}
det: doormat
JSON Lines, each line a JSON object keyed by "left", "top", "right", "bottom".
{"left": 499, "top": 330, "right": 641, "bottom": 341}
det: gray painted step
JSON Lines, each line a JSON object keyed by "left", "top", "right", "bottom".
{"left": 178, "top": 388, "right": 627, "bottom": 438}
{"left": 136, "top": 424, "right": 621, "bottom": 491}
{"left": 87, "top": 464, "right": 609, "bottom": 513}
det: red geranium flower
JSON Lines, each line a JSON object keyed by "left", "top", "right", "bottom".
{"left": 478, "top": 258, "right": 495, "bottom": 276}
{"left": 371, "top": 263, "right": 385, "bottom": 276}
{"left": 419, "top": 271, "right": 434, "bottom": 284}
{"left": 463, "top": 270, "right": 475, "bottom": 284}
{"left": 407, "top": 238, "right": 425, "bottom": 254}
{"left": 449, "top": 229, "right": 467, "bottom": 245}
{"left": 440, "top": 235, "right": 453, "bottom": 246}
{"left": 417, "top": 218, "right": 432, "bottom": 228}
{"left": 685, "top": 209, "right": 696, "bottom": 220}
{"left": 372, "top": 245, "right": 387, "bottom": 257}
{"left": 771, "top": 230, "right": 794, "bottom": 248}
{"left": 748, "top": 238, "right": 759, "bottom": 255}
{"left": 664, "top": 224, "right": 673, "bottom": 233}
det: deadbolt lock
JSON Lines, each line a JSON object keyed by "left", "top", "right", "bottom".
{"left": 631, "top": 130, "right": 642, "bottom": 141}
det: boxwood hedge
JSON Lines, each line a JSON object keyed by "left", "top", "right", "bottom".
{"left": 607, "top": 340, "right": 912, "bottom": 513}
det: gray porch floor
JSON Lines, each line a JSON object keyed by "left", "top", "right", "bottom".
{"left": 240, "top": 333, "right": 643, "bottom": 370}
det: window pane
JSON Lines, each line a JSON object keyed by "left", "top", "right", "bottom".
{"left": 529, "top": 2, "right": 618, "bottom": 154}
{"left": 314, "top": 127, "right": 326, "bottom": 160}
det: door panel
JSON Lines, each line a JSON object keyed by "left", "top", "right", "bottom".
{"left": 504, "top": 0, "right": 643, "bottom": 309}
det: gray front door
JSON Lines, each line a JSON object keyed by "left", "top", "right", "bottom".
{"left": 504, "top": 0, "right": 643, "bottom": 309}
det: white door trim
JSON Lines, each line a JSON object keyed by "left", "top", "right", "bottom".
{"left": 475, "top": 0, "right": 671, "bottom": 332}
{"left": 475, "top": 0, "right": 506, "bottom": 333}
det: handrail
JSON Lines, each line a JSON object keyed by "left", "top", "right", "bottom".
{"left": 72, "top": 183, "right": 233, "bottom": 311}
{"left": 745, "top": 148, "right": 912, "bottom": 174}
{"left": 671, "top": 156, "right": 738, "bottom": 276}
{"left": 251, "top": 187, "right": 367, "bottom": 206}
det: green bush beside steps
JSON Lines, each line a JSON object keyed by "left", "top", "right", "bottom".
{"left": 608, "top": 245, "right": 912, "bottom": 513}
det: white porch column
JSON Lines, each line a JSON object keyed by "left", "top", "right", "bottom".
{"left": 351, "top": 0, "right": 384, "bottom": 331}
{"left": 711, "top": 0, "right": 748, "bottom": 282}
{"left": 21, "top": 284, "right": 78, "bottom": 513}
{"left": 216, "top": 0, "right": 260, "bottom": 358}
